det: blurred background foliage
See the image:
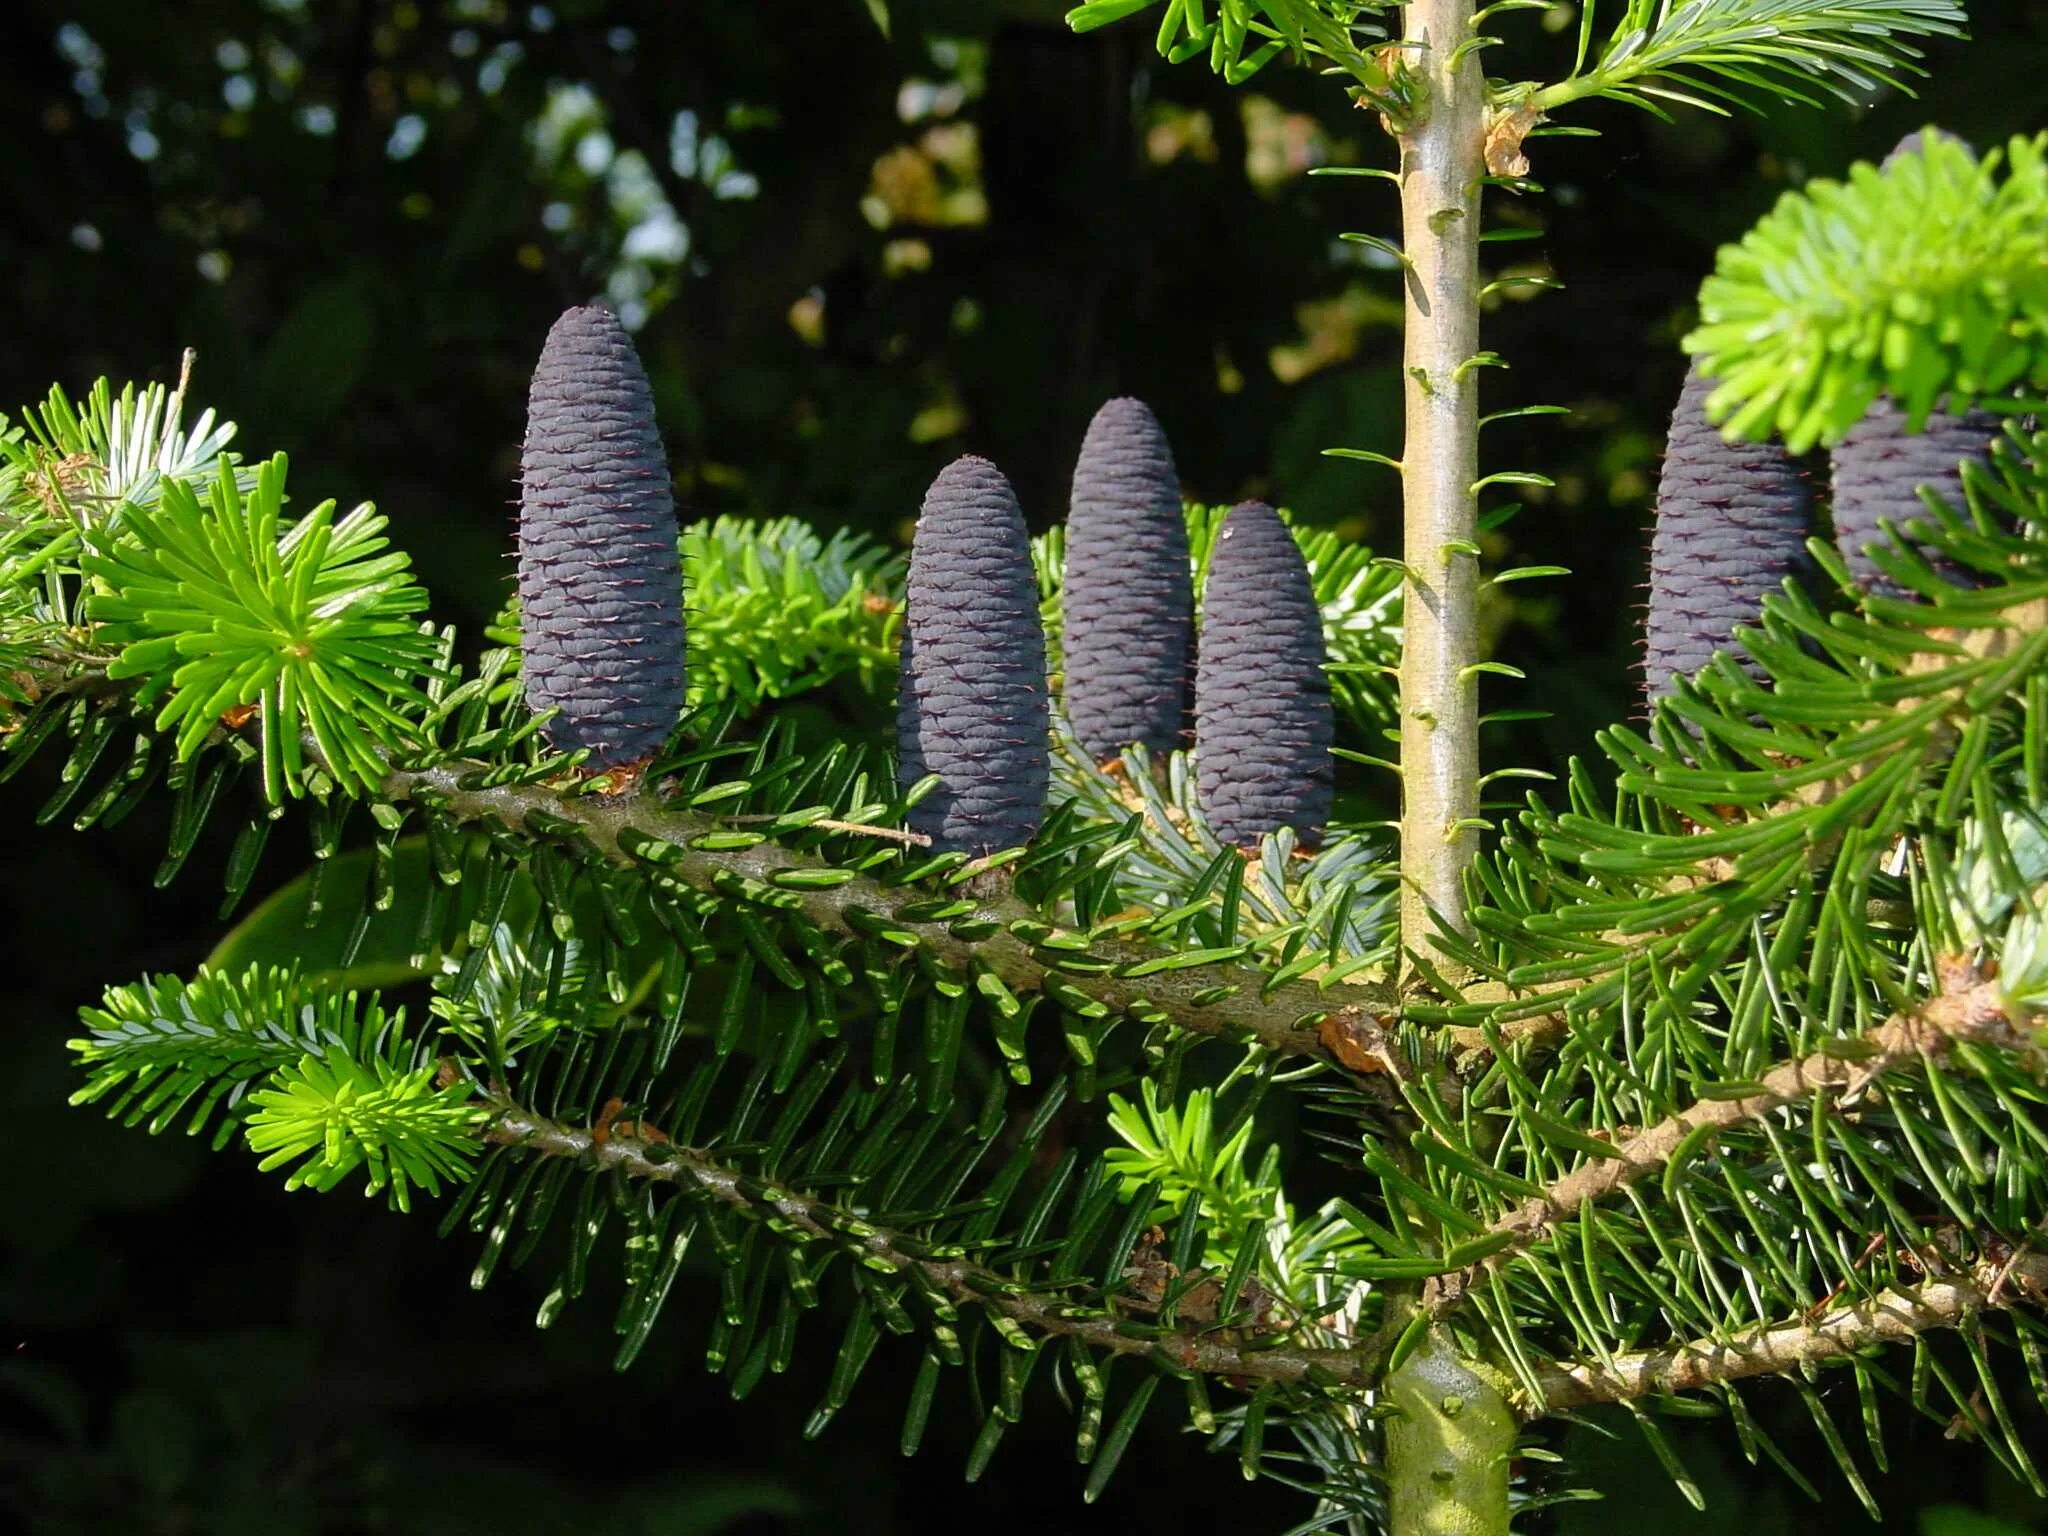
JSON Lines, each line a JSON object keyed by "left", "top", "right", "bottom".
{"left": 4, "top": 0, "right": 2048, "bottom": 1530}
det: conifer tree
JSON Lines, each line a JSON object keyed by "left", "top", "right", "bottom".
{"left": 15, "top": 4, "right": 2048, "bottom": 1533}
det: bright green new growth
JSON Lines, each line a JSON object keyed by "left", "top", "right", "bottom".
{"left": 682, "top": 516, "right": 902, "bottom": 709}
{"left": 1691, "top": 131, "right": 2048, "bottom": 451}
{"left": 71, "top": 966, "right": 483, "bottom": 1211}
{"left": 84, "top": 453, "right": 435, "bottom": 798}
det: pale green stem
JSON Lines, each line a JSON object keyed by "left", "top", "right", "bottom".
{"left": 1395, "top": 0, "right": 1487, "bottom": 970}
{"left": 1384, "top": 1329, "right": 1517, "bottom": 1536}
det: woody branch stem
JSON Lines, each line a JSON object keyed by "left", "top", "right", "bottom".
{"left": 1540, "top": 1248, "right": 2048, "bottom": 1410}
{"left": 383, "top": 760, "right": 1397, "bottom": 1073}
{"left": 487, "top": 1097, "right": 1382, "bottom": 1389}
{"left": 1428, "top": 975, "right": 2031, "bottom": 1314}
{"left": 1394, "top": 0, "right": 1487, "bottom": 981}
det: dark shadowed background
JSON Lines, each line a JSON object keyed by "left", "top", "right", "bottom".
{"left": 4, "top": 1, "right": 2048, "bottom": 1531}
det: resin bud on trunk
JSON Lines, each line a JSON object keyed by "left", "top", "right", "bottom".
{"left": 518, "top": 304, "right": 685, "bottom": 768}
{"left": 1195, "top": 501, "right": 1331, "bottom": 849}
{"left": 897, "top": 456, "right": 1050, "bottom": 856}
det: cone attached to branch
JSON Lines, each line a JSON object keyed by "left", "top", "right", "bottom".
{"left": 1642, "top": 367, "right": 1812, "bottom": 701}
{"left": 897, "top": 456, "right": 1049, "bottom": 856}
{"left": 1829, "top": 130, "right": 2001, "bottom": 600}
{"left": 1195, "top": 501, "right": 1331, "bottom": 850}
{"left": 518, "top": 304, "right": 686, "bottom": 769}
{"left": 1061, "top": 397, "right": 1194, "bottom": 760}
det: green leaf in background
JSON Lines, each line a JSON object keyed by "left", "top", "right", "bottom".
{"left": 1920, "top": 1507, "right": 2039, "bottom": 1536}
{"left": 204, "top": 835, "right": 492, "bottom": 990}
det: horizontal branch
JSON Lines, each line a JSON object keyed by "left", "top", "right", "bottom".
{"left": 498, "top": 1095, "right": 2048, "bottom": 1414}
{"left": 387, "top": 761, "right": 1399, "bottom": 1078}
{"left": 488, "top": 1097, "right": 1381, "bottom": 1389}
{"left": 1429, "top": 973, "right": 2030, "bottom": 1314}
{"left": 1436, "top": 599, "right": 2048, "bottom": 1057}
{"left": 1539, "top": 1243, "right": 2048, "bottom": 1411}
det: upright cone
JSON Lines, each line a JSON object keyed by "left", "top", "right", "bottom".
{"left": 1195, "top": 502, "right": 1331, "bottom": 850}
{"left": 897, "top": 456, "right": 1049, "bottom": 856}
{"left": 1832, "top": 398, "right": 2001, "bottom": 598}
{"left": 1832, "top": 130, "right": 2001, "bottom": 600}
{"left": 518, "top": 304, "right": 685, "bottom": 768}
{"left": 1061, "top": 397, "right": 1193, "bottom": 759}
{"left": 1642, "top": 367, "right": 1812, "bottom": 700}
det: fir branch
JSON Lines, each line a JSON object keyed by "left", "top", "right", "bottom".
{"left": 485, "top": 1095, "right": 1383, "bottom": 1388}
{"left": 1539, "top": 1244, "right": 2048, "bottom": 1411}
{"left": 1528, "top": 0, "right": 1967, "bottom": 119}
{"left": 1427, "top": 579, "right": 2048, "bottom": 1052}
{"left": 380, "top": 760, "right": 1399, "bottom": 1073}
{"left": 1430, "top": 973, "right": 2033, "bottom": 1312}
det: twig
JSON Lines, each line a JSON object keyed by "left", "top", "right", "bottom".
{"left": 1434, "top": 598, "right": 2048, "bottom": 1058}
{"left": 1426, "top": 975, "right": 2033, "bottom": 1313}
{"left": 718, "top": 812, "right": 933, "bottom": 847}
{"left": 383, "top": 760, "right": 1403, "bottom": 1082}
{"left": 1539, "top": 1245, "right": 2048, "bottom": 1411}
{"left": 487, "top": 1097, "right": 1383, "bottom": 1389}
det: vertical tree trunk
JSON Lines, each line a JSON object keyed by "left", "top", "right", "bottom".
{"left": 1384, "top": 1330, "right": 1517, "bottom": 1536}
{"left": 1394, "top": 0, "right": 1486, "bottom": 973}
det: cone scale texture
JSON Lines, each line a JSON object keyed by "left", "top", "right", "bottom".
{"left": 1642, "top": 367, "right": 1812, "bottom": 700}
{"left": 1195, "top": 502, "right": 1331, "bottom": 850}
{"left": 1831, "top": 397, "right": 2000, "bottom": 598}
{"left": 897, "top": 456, "right": 1050, "bottom": 857}
{"left": 518, "top": 305, "right": 685, "bottom": 768}
{"left": 1061, "top": 397, "right": 1193, "bottom": 759}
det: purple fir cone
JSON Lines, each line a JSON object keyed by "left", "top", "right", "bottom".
{"left": 897, "top": 456, "right": 1050, "bottom": 856}
{"left": 1195, "top": 502, "right": 1332, "bottom": 850}
{"left": 1062, "top": 398, "right": 1194, "bottom": 759}
{"left": 1642, "top": 367, "right": 1812, "bottom": 700}
{"left": 518, "top": 305, "right": 685, "bottom": 768}
{"left": 1832, "top": 399, "right": 2001, "bottom": 599}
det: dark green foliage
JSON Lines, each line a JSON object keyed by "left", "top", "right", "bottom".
{"left": 1194, "top": 502, "right": 1332, "bottom": 850}
{"left": 1415, "top": 430, "right": 2048, "bottom": 1495}
{"left": 518, "top": 305, "right": 685, "bottom": 769}
{"left": 897, "top": 455, "right": 1050, "bottom": 857}
{"left": 12, "top": 9, "right": 2048, "bottom": 1530}
{"left": 1642, "top": 367, "right": 1812, "bottom": 699}
{"left": 1062, "top": 398, "right": 1193, "bottom": 760}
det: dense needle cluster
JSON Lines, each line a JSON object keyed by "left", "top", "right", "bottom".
{"left": 1642, "top": 366, "right": 1812, "bottom": 699}
{"left": 517, "top": 304, "right": 686, "bottom": 768}
{"left": 896, "top": 455, "right": 1050, "bottom": 856}
{"left": 1061, "top": 397, "right": 1194, "bottom": 760}
{"left": 1194, "top": 501, "right": 1331, "bottom": 849}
